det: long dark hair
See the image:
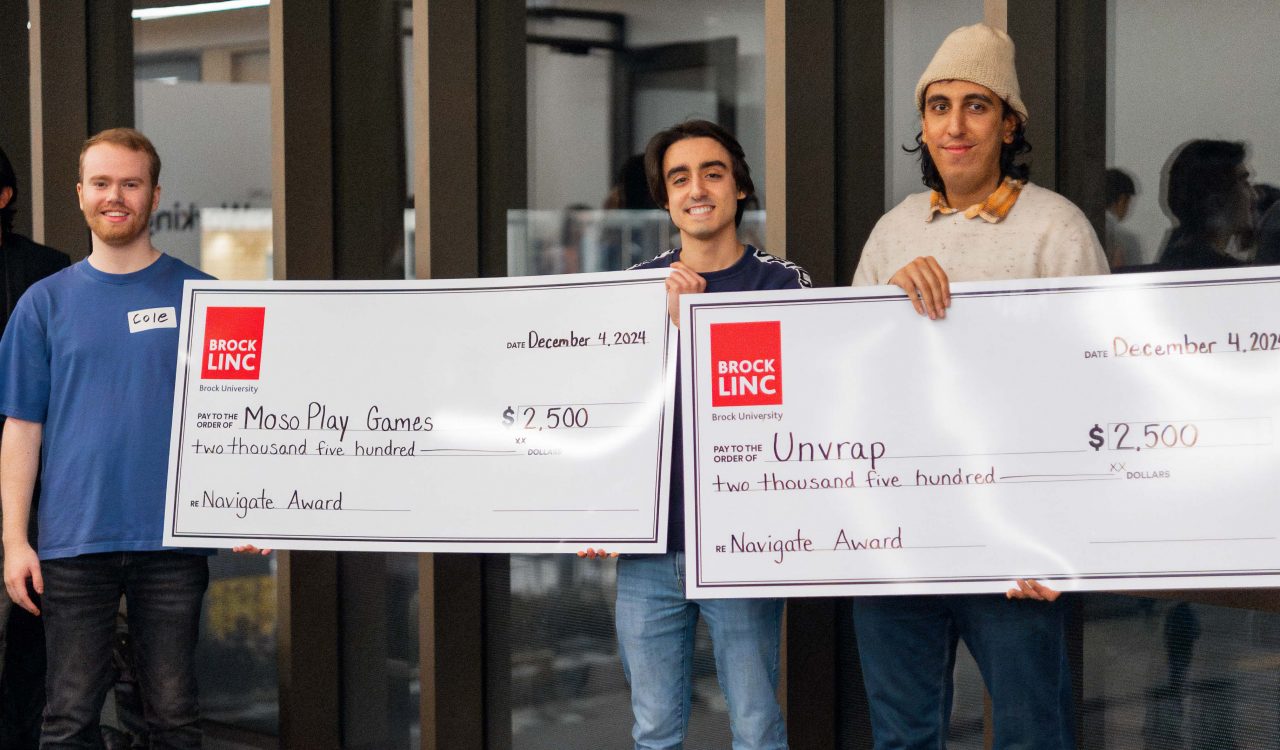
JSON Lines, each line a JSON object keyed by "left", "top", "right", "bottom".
{"left": 906, "top": 103, "right": 1031, "bottom": 194}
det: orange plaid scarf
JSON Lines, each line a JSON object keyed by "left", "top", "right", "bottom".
{"left": 927, "top": 177, "right": 1024, "bottom": 224}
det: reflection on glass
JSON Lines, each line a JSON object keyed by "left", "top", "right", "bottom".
{"left": 1157, "top": 140, "right": 1257, "bottom": 271}
{"left": 196, "top": 555, "right": 278, "bottom": 734}
{"left": 1108, "top": 1, "right": 1278, "bottom": 269}
{"left": 508, "top": 209, "right": 764, "bottom": 275}
{"left": 1083, "top": 594, "right": 1280, "bottom": 749}
{"left": 200, "top": 208, "right": 273, "bottom": 280}
{"left": 505, "top": 556, "right": 732, "bottom": 747}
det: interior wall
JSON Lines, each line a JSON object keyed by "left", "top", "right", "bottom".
{"left": 133, "top": 6, "right": 268, "bottom": 56}
{"left": 1108, "top": 0, "right": 1280, "bottom": 264}
{"left": 135, "top": 80, "right": 271, "bottom": 267}
{"left": 527, "top": 37, "right": 612, "bottom": 210}
{"left": 526, "top": 0, "right": 765, "bottom": 211}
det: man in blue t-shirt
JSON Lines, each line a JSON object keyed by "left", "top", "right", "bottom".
{"left": 0, "top": 128, "right": 212, "bottom": 748}
{"left": 583, "top": 120, "right": 809, "bottom": 750}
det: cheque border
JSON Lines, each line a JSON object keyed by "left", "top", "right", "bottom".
{"left": 686, "top": 270, "right": 1280, "bottom": 590}
{"left": 168, "top": 276, "right": 674, "bottom": 546}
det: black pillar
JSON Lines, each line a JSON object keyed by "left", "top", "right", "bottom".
{"left": 0, "top": 0, "right": 32, "bottom": 238}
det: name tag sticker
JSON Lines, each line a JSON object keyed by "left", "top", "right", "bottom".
{"left": 128, "top": 307, "right": 177, "bottom": 333}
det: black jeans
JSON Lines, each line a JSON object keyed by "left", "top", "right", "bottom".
{"left": 41, "top": 552, "right": 208, "bottom": 749}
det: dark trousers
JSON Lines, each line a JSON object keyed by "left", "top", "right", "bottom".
{"left": 41, "top": 552, "right": 208, "bottom": 750}
{"left": 1, "top": 484, "right": 45, "bottom": 749}
{"left": 852, "top": 593, "right": 1074, "bottom": 750}
{"left": 0, "top": 606, "right": 46, "bottom": 748}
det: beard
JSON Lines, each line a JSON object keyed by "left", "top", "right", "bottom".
{"left": 85, "top": 203, "right": 152, "bottom": 246}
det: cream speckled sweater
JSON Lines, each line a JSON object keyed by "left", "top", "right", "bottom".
{"left": 852, "top": 182, "right": 1109, "bottom": 286}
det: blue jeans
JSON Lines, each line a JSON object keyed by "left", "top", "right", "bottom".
{"left": 40, "top": 551, "right": 208, "bottom": 749}
{"left": 615, "top": 552, "right": 786, "bottom": 750}
{"left": 852, "top": 594, "right": 1073, "bottom": 750}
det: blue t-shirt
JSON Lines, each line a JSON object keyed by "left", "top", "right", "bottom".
{"left": 631, "top": 245, "right": 811, "bottom": 552}
{"left": 0, "top": 254, "right": 213, "bottom": 560}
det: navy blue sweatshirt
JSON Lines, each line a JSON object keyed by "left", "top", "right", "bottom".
{"left": 631, "top": 245, "right": 811, "bottom": 551}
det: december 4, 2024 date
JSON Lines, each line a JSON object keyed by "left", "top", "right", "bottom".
{"left": 508, "top": 329, "right": 649, "bottom": 350}
{"left": 1090, "top": 330, "right": 1280, "bottom": 359}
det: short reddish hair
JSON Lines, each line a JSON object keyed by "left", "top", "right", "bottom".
{"left": 79, "top": 127, "right": 161, "bottom": 186}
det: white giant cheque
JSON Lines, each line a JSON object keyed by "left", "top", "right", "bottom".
{"left": 680, "top": 267, "right": 1280, "bottom": 597}
{"left": 164, "top": 271, "right": 676, "bottom": 553}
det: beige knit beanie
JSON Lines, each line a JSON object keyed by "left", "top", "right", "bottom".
{"left": 915, "top": 23, "right": 1027, "bottom": 122}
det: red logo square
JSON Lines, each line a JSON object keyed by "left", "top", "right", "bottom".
{"left": 202, "top": 307, "right": 265, "bottom": 380}
{"left": 710, "top": 321, "right": 783, "bottom": 407}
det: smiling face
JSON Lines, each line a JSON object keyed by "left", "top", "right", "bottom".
{"left": 660, "top": 136, "right": 745, "bottom": 245}
{"left": 921, "top": 79, "right": 1018, "bottom": 205}
{"left": 77, "top": 143, "right": 160, "bottom": 247}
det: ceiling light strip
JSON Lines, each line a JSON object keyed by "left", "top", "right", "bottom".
{"left": 132, "top": 0, "right": 270, "bottom": 22}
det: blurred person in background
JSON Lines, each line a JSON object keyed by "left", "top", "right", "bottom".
{"left": 1105, "top": 168, "right": 1140, "bottom": 269}
{"left": 1158, "top": 139, "right": 1257, "bottom": 270}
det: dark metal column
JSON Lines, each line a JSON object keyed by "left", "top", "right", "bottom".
{"left": 270, "top": 0, "right": 334, "bottom": 282}
{"left": 332, "top": 0, "right": 406, "bottom": 281}
{"left": 1008, "top": 0, "right": 1058, "bottom": 194}
{"left": 1054, "top": 0, "right": 1107, "bottom": 237}
{"left": 412, "top": 0, "right": 477, "bottom": 281}
{"left": 276, "top": 549, "right": 341, "bottom": 749}
{"left": 767, "top": 1, "right": 884, "bottom": 747}
{"left": 332, "top": 8, "right": 414, "bottom": 745}
{"left": 833, "top": 0, "right": 886, "bottom": 287}
{"left": 477, "top": 0, "right": 526, "bottom": 279}
{"left": 765, "top": 0, "right": 885, "bottom": 288}
{"left": 28, "top": 0, "right": 88, "bottom": 255}
{"left": 269, "top": 4, "right": 341, "bottom": 748}
{"left": 774, "top": 0, "right": 837, "bottom": 288}
{"left": 410, "top": 11, "right": 486, "bottom": 750}
{"left": 418, "top": 554, "right": 486, "bottom": 750}
{"left": 0, "top": 0, "right": 32, "bottom": 238}
{"left": 86, "top": 0, "right": 133, "bottom": 134}
{"left": 23, "top": 1, "right": 131, "bottom": 258}
{"left": 410, "top": 1, "right": 526, "bottom": 746}
{"left": 476, "top": 1, "right": 526, "bottom": 746}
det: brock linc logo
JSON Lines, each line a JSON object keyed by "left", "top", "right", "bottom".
{"left": 202, "top": 307, "right": 266, "bottom": 380}
{"left": 709, "top": 321, "right": 783, "bottom": 407}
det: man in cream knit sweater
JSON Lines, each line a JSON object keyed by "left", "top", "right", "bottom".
{"left": 850, "top": 23, "right": 1107, "bottom": 750}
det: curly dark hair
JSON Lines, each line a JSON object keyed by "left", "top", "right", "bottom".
{"left": 905, "top": 102, "right": 1031, "bottom": 194}
{"left": 644, "top": 119, "right": 755, "bottom": 227}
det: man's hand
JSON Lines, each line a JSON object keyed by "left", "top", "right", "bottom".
{"left": 666, "top": 262, "right": 707, "bottom": 328}
{"left": 577, "top": 548, "right": 619, "bottom": 560}
{"left": 1006, "top": 578, "right": 1061, "bottom": 602}
{"left": 3, "top": 542, "right": 43, "bottom": 616}
{"left": 888, "top": 256, "right": 951, "bottom": 320}
{"left": 232, "top": 545, "right": 272, "bottom": 555}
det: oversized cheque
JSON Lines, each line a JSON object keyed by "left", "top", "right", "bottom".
{"left": 164, "top": 271, "right": 675, "bottom": 552}
{"left": 681, "top": 267, "right": 1280, "bottom": 597}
